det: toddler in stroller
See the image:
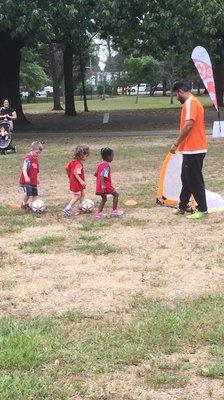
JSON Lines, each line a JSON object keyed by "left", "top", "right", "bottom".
{"left": 0, "top": 121, "right": 16, "bottom": 154}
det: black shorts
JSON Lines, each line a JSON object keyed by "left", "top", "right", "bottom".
{"left": 21, "top": 185, "right": 38, "bottom": 197}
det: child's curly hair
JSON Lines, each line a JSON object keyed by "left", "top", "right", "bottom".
{"left": 73, "top": 145, "right": 86, "bottom": 160}
{"left": 82, "top": 145, "right": 90, "bottom": 156}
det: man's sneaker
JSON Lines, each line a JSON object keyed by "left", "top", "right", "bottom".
{"left": 21, "top": 203, "right": 30, "bottom": 211}
{"left": 186, "top": 211, "right": 208, "bottom": 220}
{"left": 173, "top": 207, "right": 185, "bottom": 215}
{"left": 63, "top": 207, "right": 72, "bottom": 216}
{"left": 95, "top": 211, "right": 107, "bottom": 219}
{"left": 110, "top": 209, "right": 123, "bottom": 217}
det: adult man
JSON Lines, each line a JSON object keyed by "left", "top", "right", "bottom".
{"left": 170, "top": 81, "right": 207, "bottom": 220}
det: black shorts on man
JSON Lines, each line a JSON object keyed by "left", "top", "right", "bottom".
{"left": 21, "top": 185, "right": 38, "bottom": 197}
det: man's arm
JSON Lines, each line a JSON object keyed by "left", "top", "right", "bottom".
{"left": 170, "top": 119, "right": 194, "bottom": 153}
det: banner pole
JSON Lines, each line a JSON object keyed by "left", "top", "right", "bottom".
{"left": 218, "top": 109, "right": 221, "bottom": 133}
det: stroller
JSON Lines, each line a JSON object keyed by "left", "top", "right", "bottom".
{"left": 0, "top": 120, "right": 17, "bottom": 155}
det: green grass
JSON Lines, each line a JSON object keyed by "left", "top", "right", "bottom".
{"left": 19, "top": 235, "right": 64, "bottom": 254}
{"left": 0, "top": 295, "right": 224, "bottom": 398}
{"left": 2, "top": 280, "right": 17, "bottom": 291}
{"left": 22, "top": 94, "right": 212, "bottom": 113}
{"left": 74, "top": 233, "right": 120, "bottom": 255}
{"left": 147, "top": 371, "right": 188, "bottom": 388}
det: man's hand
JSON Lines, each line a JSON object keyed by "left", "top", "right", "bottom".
{"left": 170, "top": 143, "right": 178, "bottom": 154}
{"left": 25, "top": 177, "right": 31, "bottom": 184}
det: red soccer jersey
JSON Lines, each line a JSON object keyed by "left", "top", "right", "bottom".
{"left": 19, "top": 154, "right": 39, "bottom": 186}
{"left": 65, "top": 159, "right": 85, "bottom": 192}
{"left": 95, "top": 161, "right": 115, "bottom": 194}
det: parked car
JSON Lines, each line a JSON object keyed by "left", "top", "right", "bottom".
{"left": 44, "top": 86, "right": 53, "bottom": 94}
{"left": 36, "top": 90, "right": 47, "bottom": 97}
{"left": 20, "top": 91, "right": 29, "bottom": 98}
{"left": 130, "top": 83, "right": 150, "bottom": 95}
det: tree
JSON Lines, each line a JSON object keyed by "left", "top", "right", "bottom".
{"left": 124, "top": 56, "right": 162, "bottom": 103}
{"left": 49, "top": 0, "right": 101, "bottom": 116}
{"left": 0, "top": 1, "right": 50, "bottom": 123}
{"left": 20, "top": 48, "right": 49, "bottom": 100}
{"left": 119, "top": 0, "right": 224, "bottom": 107}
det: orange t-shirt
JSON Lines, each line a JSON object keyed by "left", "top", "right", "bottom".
{"left": 178, "top": 95, "right": 207, "bottom": 154}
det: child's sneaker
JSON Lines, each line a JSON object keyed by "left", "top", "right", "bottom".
{"left": 63, "top": 207, "right": 72, "bottom": 216}
{"left": 110, "top": 209, "right": 123, "bottom": 217}
{"left": 21, "top": 203, "right": 31, "bottom": 211}
{"left": 95, "top": 211, "right": 107, "bottom": 219}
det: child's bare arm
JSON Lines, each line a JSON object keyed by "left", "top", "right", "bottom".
{"left": 22, "top": 169, "right": 30, "bottom": 184}
{"left": 74, "top": 167, "right": 85, "bottom": 187}
{"left": 101, "top": 175, "right": 106, "bottom": 191}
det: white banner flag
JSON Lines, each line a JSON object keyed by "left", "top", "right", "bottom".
{"left": 191, "top": 46, "right": 218, "bottom": 111}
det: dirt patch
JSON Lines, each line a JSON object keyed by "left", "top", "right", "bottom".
{"left": 0, "top": 207, "right": 224, "bottom": 318}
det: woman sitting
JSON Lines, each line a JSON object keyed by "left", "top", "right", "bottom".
{"left": 0, "top": 99, "right": 17, "bottom": 131}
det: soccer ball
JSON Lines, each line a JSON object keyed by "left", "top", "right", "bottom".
{"left": 80, "top": 199, "right": 95, "bottom": 213}
{"left": 31, "top": 199, "right": 46, "bottom": 213}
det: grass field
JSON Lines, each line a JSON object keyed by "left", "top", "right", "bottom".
{"left": 0, "top": 136, "right": 224, "bottom": 400}
{"left": 22, "top": 94, "right": 213, "bottom": 114}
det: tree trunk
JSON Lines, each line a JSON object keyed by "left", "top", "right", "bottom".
{"left": 63, "top": 43, "right": 76, "bottom": 116}
{"left": 135, "top": 85, "right": 139, "bottom": 104}
{"left": 214, "top": 57, "right": 224, "bottom": 108}
{"left": 162, "top": 80, "right": 167, "bottom": 96}
{"left": 0, "top": 32, "right": 28, "bottom": 124}
{"left": 79, "top": 52, "right": 89, "bottom": 112}
{"left": 51, "top": 44, "right": 63, "bottom": 111}
{"left": 170, "top": 80, "right": 174, "bottom": 105}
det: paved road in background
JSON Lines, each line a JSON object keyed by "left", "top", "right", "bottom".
{"left": 15, "top": 107, "right": 219, "bottom": 139}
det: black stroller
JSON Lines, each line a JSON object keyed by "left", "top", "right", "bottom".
{"left": 0, "top": 120, "right": 16, "bottom": 155}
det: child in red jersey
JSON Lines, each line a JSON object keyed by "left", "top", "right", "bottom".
{"left": 19, "top": 141, "right": 43, "bottom": 210}
{"left": 63, "top": 145, "right": 89, "bottom": 216}
{"left": 95, "top": 147, "right": 123, "bottom": 218}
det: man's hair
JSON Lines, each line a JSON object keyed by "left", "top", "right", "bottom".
{"left": 31, "top": 141, "right": 43, "bottom": 151}
{"left": 172, "top": 81, "right": 191, "bottom": 92}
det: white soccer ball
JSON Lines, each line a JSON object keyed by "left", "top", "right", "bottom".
{"left": 80, "top": 199, "right": 95, "bottom": 213}
{"left": 31, "top": 199, "right": 46, "bottom": 213}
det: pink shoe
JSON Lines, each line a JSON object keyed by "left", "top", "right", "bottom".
{"left": 110, "top": 209, "right": 123, "bottom": 217}
{"left": 95, "top": 211, "right": 107, "bottom": 219}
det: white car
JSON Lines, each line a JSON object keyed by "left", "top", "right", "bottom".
{"left": 36, "top": 90, "right": 47, "bottom": 97}
{"left": 44, "top": 86, "right": 53, "bottom": 93}
{"left": 130, "top": 83, "right": 150, "bottom": 95}
{"left": 21, "top": 91, "right": 29, "bottom": 98}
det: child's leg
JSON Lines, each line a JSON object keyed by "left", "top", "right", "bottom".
{"left": 111, "top": 191, "right": 119, "bottom": 210}
{"left": 63, "top": 193, "right": 81, "bottom": 215}
{"left": 21, "top": 186, "right": 31, "bottom": 209}
{"left": 21, "top": 194, "right": 30, "bottom": 206}
{"left": 80, "top": 190, "right": 85, "bottom": 203}
{"left": 98, "top": 195, "right": 107, "bottom": 212}
{"left": 67, "top": 194, "right": 81, "bottom": 208}
{"left": 110, "top": 192, "right": 123, "bottom": 216}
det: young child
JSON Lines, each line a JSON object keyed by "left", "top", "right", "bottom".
{"left": 95, "top": 147, "right": 123, "bottom": 218}
{"left": 19, "top": 141, "right": 43, "bottom": 210}
{"left": 63, "top": 145, "right": 89, "bottom": 216}
{"left": 0, "top": 125, "right": 8, "bottom": 140}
